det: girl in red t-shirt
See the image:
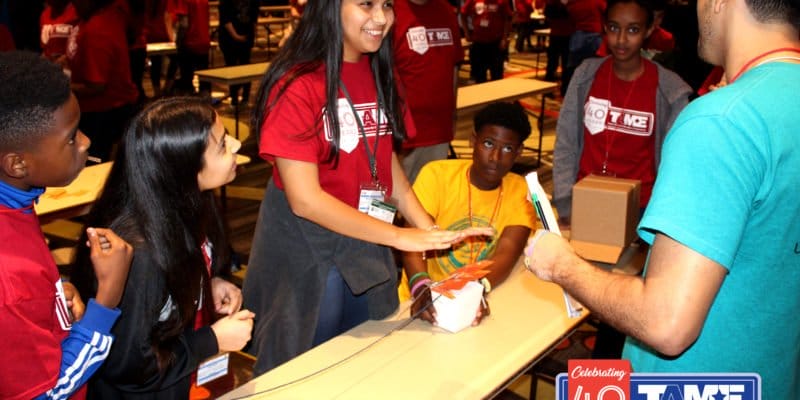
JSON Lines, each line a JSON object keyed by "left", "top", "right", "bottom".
{"left": 553, "top": 0, "right": 691, "bottom": 360}
{"left": 244, "top": 0, "right": 492, "bottom": 374}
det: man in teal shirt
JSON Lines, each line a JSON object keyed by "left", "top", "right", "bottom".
{"left": 522, "top": 0, "right": 800, "bottom": 397}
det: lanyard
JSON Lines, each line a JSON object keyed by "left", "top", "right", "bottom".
{"left": 339, "top": 72, "right": 385, "bottom": 183}
{"left": 728, "top": 47, "right": 800, "bottom": 83}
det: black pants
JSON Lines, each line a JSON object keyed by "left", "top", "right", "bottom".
{"left": 129, "top": 48, "right": 147, "bottom": 103}
{"left": 469, "top": 40, "right": 504, "bottom": 83}
{"left": 545, "top": 34, "right": 570, "bottom": 84}
{"left": 220, "top": 39, "right": 253, "bottom": 103}
{"left": 149, "top": 54, "right": 178, "bottom": 96}
{"left": 80, "top": 103, "right": 136, "bottom": 162}
{"left": 176, "top": 49, "right": 209, "bottom": 95}
{"left": 514, "top": 22, "right": 534, "bottom": 53}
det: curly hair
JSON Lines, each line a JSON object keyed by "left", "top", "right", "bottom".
{"left": 0, "top": 51, "right": 71, "bottom": 151}
{"left": 473, "top": 101, "right": 533, "bottom": 144}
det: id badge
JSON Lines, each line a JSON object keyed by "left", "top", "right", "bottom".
{"left": 196, "top": 353, "right": 229, "bottom": 386}
{"left": 368, "top": 199, "right": 397, "bottom": 224}
{"left": 358, "top": 182, "right": 386, "bottom": 213}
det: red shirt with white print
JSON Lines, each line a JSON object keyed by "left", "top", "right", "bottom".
{"left": 40, "top": 3, "right": 79, "bottom": 59}
{"left": 579, "top": 58, "right": 658, "bottom": 207}
{"left": 393, "top": 0, "right": 463, "bottom": 149}
{"left": 259, "top": 56, "right": 416, "bottom": 208}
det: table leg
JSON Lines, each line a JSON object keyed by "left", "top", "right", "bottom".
{"left": 234, "top": 102, "right": 240, "bottom": 139}
{"left": 536, "top": 93, "right": 546, "bottom": 168}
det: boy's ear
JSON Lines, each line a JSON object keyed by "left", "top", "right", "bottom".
{"left": 1, "top": 152, "right": 27, "bottom": 180}
{"left": 470, "top": 131, "right": 477, "bottom": 146}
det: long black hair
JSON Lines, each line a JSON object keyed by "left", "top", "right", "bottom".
{"left": 251, "top": 0, "right": 406, "bottom": 162}
{"left": 72, "top": 97, "right": 229, "bottom": 367}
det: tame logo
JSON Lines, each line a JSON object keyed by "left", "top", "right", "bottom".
{"left": 557, "top": 372, "right": 761, "bottom": 400}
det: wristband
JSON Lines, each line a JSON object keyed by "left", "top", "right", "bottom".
{"left": 480, "top": 277, "right": 492, "bottom": 294}
{"left": 408, "top": 271, "right": 430, "bottom": 288}
{"left": 411, "top": 278, "right": 432, "bottom": 298}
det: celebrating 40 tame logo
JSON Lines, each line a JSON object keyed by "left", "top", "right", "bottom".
{"left": 557, "top": 359, "right": 761, "bottom": 400}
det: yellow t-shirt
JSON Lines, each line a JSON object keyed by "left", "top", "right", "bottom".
{"left": 398, "top": 159, "right": 537, "bottom": 301}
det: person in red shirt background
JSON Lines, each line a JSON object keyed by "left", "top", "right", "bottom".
{"left": 0, "top": 24, "right": 13, "bottom": 51}
{"left": 513, "top": 0, "right": 535, "bottom": 53}
{"left": 145, "top": 0, "right": 177, "bottom": 97}
{"left": 70, "top": 0, "right": 138, "bottom": 161}
{"left": 39, "top": 0, "right": 79, "bottom": 64}
{"left": 393, "top": 0, "right": 464, "bottom": 182}
{"left": 543, "top": 0, "right": 574, "bottom": 93}
{"left": 562, "top": 0, "right": 605, "bottom": 91}
{"left": 460, "top": 0, "right": 513, "bottom": 83}
{"left": 168, "top": 0, "right": 210, "bottom": 96}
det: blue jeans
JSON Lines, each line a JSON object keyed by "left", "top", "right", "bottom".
{"left": 312, "top": 266, "right": 370, "bottom": 346}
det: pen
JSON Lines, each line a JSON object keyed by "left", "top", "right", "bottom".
{"left": 531, "top": 192, "right": 550, "bottom": 231}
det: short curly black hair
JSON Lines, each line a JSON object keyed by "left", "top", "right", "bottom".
{"left": 0, "top": 51, "right": 72, "bottom": 151}
{"left": 473, "top": 101, "right": 532, "bottom": 144}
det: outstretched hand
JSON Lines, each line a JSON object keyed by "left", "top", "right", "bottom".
{"left": 87, "top": 227, "right": 133, "bottom": 309}
{"left": 395, "top": 226, "right": 495, "bottom": 252}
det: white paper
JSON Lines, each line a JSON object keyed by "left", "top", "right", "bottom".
{"left": 525, "top": 172, "right": 584, "bottom": 318}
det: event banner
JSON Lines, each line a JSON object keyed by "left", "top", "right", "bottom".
{"left": 556, "top": 360, "right": 760, "bottom": 400}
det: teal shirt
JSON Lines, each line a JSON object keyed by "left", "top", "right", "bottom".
{"left": 623, "top": 62, "right": 800, "bottom": 400}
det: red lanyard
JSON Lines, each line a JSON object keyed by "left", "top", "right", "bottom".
{"left": 728, "top": 47, "right": 800, "bottom": 83}
{"left": 602, "top": 60, "right": 643, "bottom": 174}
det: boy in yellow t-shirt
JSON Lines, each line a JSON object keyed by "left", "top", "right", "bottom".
{"left": 400, "top": 102, "right": 537, "bottom": 325}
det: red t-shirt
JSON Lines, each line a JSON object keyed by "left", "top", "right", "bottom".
{"left": 145, "top": 0, "right": 171, "bottom": 42}
{"left": 645, "top": 26, "right": 675, "bottom": 53}
{"left": 168, "top": 0, "right": 210, "bottom": 55}
{"left": 514, "top": 0, "right": 534, "bottom": 23}
{"left": 260, "top": 57, "right": 416, "bottom": 208}
{"left": 0, "top": 25, "right": 13, "bottom": 51}
{"left": 393, "top": 0, "right": 463, "bottom": 149}
{"left": 579, "top": 58, "right": 658, "bottom": 207}
{"left": 0, "top": 208, "right": 72, "bottom": 399}
{"left": 39, "top": 3, "right": 79, "bottom": 59}
{"left": 69, "top": 5, "right": 138, "bottom": 112}
{"left": 566, "top": 0, "right": 605, "bottom": 33}
{"left": 461, "top": 0, "right": 513, "bottom": 42}
{"left": 115, "top": 0, "right": 147, "bottom": 49}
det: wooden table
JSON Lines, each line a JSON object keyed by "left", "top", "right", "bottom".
{"left": 36, "top": 155, "right": 252, "bottom": 220}
{"left": 146, "top": 42, "right": 219, "bottom": 56}
{"left": 35, "top": 162, "right": 112, "bottom": 222}
{"left": 457, "top": 78, "right": 558, "bottom": 167}
{"left": 219, "top": 261, "right": 589, "bottom": 399}
{"left": 259, "top": 5, "right": 292, "bottom": 16}
{"left": 195, "top": 63, "right": 270, "bottom": 138}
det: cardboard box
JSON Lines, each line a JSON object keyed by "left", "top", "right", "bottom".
{"left": 570, "top": 175, "right": 641, "bottom": 264}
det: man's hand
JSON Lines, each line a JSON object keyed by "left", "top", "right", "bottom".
{"left": 87, "top": 227, "right": 133, "bottom": 309}
{"left": 523, "top": 229, "right": 576, "bottom": 282}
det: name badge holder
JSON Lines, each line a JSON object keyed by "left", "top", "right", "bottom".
{"left": 341, "top": 78, "right": 397, "bottom": 224}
